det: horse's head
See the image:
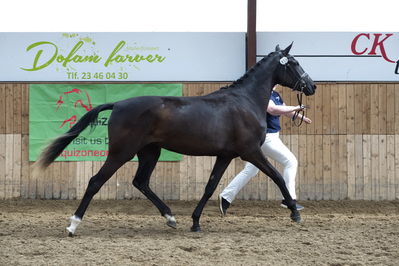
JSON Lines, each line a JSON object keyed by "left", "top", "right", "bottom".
{"left": 274, "top": 43, "right": 316, "bottom": 96}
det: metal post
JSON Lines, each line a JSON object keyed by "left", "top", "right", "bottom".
{"left": 247, "top": 0, "right": 257, "bottom": 70}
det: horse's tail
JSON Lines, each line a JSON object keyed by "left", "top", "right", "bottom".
{"left": 34, "top": 103, "right": 114, "bottom": 171}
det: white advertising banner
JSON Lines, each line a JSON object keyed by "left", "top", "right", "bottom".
{"left": 257, "top": 32, "right": 399, "bottom": 82}
{"left": 0, "top": 32, "right": 245, "bottom": 82}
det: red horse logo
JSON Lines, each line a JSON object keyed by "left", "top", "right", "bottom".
{"left": 56, "top": 88, "right": 93, "bottom": 128}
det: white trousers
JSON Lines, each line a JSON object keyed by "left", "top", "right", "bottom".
{"left": 220, "top": 132, "right": 298, "bottom": 203}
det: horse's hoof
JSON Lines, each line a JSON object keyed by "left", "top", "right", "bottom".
{"left": 190, "top": 225, "right": 201, "bottom": 232}
{"left": 167, "top": 220, "right": 177, "bottom": 229}
{"left": 290, "top": 211, "right": 301, "bottom": 223}
{"left": 68, "top": 232, "right": 74, "bottom": 237}
{"left": 164, "top": 214, "right": 177, "bottom": 229}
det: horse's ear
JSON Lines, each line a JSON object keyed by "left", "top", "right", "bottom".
{"left": 275, "top": 45, "right": 281, "bottom": 51}
{"left": 282, "top": 42, "right": 293, "bottom": 55}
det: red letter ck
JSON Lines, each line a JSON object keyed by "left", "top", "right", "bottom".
{"left": 351, "top": 33, "right": 369, "bottom": 55}
{"left": 369, "top": 34, "right": 395, "bottom": 63}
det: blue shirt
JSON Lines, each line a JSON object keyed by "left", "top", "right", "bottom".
{"left": 266, "top": 91, "right": 284, "bottom": 133}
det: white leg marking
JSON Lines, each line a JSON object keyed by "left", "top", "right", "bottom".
{"left": 66, "top": 215, "right": 82, "bottom": 235}
{"left": 164, "top": 214, "right": 176, "bottom": 223}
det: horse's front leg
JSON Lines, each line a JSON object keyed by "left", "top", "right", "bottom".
{"left": 242, "top": 149, "right": 301, "bottom": 223}
{"left": 191, "top": 156, "right": 232, "bottom": 232}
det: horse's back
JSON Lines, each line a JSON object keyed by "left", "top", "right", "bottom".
{"left": 107, "top": 94, "right": 264, "bottom": 156}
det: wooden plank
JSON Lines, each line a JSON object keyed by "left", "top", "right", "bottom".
{"left": 346, "top": 135, "right": 355, "bottom": 199}
{"left": 386, "top": 84, "right": 395, "bottom": 134}
{"left": 361, "top": 84, "right": 371, "bottom": 134}
{"left": 306, "top": 134, "right": 315, "bottom": 200}
{"left": 114, "top": 164, "right": 122, "bottom": 200}
{"left": 195, "top": 156, "right": 204, "bottom": 200}
{"left": 44, "top": 163, "right": 53, "bottom": 199}
{"left": 298, "top": 134, "right": 307, "bottom": 200}
{"left": 59, "top": 162, "right": 69, "bottom": 200}
{"left": 378, "top": 135, "right": 387, "bottom": 200}
{"left": 395, "top": 135, "right": 399, "bottom": 200}
{"left": 387, "top": 135, "right": 395, "bottom": 200}
{"left": 115, "top": 164, "right": 125, "bottom": 200}
{"left": 354, "top": 135, "right": 363, "bottom": 200}
{"left": 68, "top": 162, "right": 77, "bottom": 200}
{"left": 353, "top": 84, "right": 363, "bottom": 134}
{"left": 362, "top": 135, "right": 372, "bottom": 200}
{"left": 314, "top": 135, "right": 323, "bottom": 200}
{"left": 165, "top": 161, "right": 173, "bottom": 199}
{"left": 370, "top": 84, "right": 379, "bottom": 134}
{"left": 338, "top": 84, "right": 347, "bottom": 134}
{"left": 0, "top": 84, "right": 6, "bottom": 133}
{"left": 338, "top": 135, "right": 348, "bottom": 199}
{"left": 12, "top": 134, "right": 21, "bottom": 198}
{"left": 395, "top": 84, "right": 399, "bottom": 134}
{"left": 330, "top": 84, "right": 339, "bottom": 134}
{"left": 322, "top": 135, "right": 331, "bottom": 200}
{"left": 370, "top": 135, "right": 379, "bottom": 200}
{"left": 322, "top": 84, "right": 331, "bottom": 134}
{"left": 5, "top": 84, "right": 13, "bottom": 134}
{"left": 50, "top": 164, "right": 58, "bottom": 199}
{"left": 21, "top": 84, "right": 29, "bottom": 134}
{"left": 5, "top": 134, "right": 14, "bottom": 198}
{"left": 187, "top": 155, "right": 196, "bottom": 201}
{"left": 157, "top": 160, "right": 166, "bottom": 201}
{"left": 12, "top": 84, "right": 22, "bottom": 134}
{"left": 330, "top": 135, "right": 340, "bottom": 200}
{"left": 171, "top": 161, "right": 180, "bottom": 200}
{"left": 179, "top": 156, "right": 188, "bottom": 201}
{"left": 346, "top": 84, "right": 355, "bottom": 134}
{"left": 155, "top": 161, "right": 164, "bottom": 200}
{"left": 0, "top": 134, "right": 5, "bottom": 199}
{"left": 52, "top": 162, "right": 62, "bottom": 199}
{"left": 125, "top": 162, "right": 137, "bottom": 199}
{"left": 81, "top": 161, "right": 91, "bottom": 199}
{"left": 76, "top": 162, "right": 84, "bottom": 200}
{"left": 20, "top": 134, "right": 30, "bottom": 199}
{"left": 378, "top": 84, "right": 387, "bottom": 135}
{"left": 305, "top": 87, "right": 315, "bottom": 135}
{"left": 106, "top": 162, "right": 117, "bottom": 200}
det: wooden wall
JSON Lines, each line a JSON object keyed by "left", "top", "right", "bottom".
{"left": 1, "top": 82, "right": 399, "bottom": 201}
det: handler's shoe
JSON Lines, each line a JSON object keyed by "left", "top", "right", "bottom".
{"left": 219, "top": 195, "right": 230, "bottom": 216}
{"left": 281, "top": 200, "right": 304, "bottom": 211}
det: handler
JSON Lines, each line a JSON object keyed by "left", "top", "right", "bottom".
{"left": 219, "top": 86, "right": 312, "bottom": 215}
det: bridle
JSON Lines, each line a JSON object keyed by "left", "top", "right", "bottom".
{"left": 280, "top": 57, "right": 309, "bottom": 127}
{"left": 292, "top": 72, "right": 309, "bottom": 127}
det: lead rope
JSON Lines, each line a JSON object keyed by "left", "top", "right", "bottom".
{"left": 292, "top": 92, "right": 305, "bottom": 127}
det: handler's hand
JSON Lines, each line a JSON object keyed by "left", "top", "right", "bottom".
{"left": 303, "top": 117, "right": 312, "bottom": 124}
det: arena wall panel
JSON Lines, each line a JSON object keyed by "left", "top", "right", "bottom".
{"left": 0, "top": 82, "right": 398, "bottom": 200}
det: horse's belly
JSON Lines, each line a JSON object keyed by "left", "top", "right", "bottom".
{"left": 159, "top": 137, "right": 226, "bottom": 156}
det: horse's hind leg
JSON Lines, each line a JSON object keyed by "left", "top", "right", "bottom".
{"left": 242, "top": 149, "right": 301, "bottom": 223}
{"left": 66, "top": 152, "right": 134, "bottom": 236}
{"left": 132, "top": 144, "right": 176, "bottom": 228}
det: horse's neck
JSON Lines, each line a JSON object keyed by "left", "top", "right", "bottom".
{"left": 238, "top": 56, "right": 278, "bottom": 107}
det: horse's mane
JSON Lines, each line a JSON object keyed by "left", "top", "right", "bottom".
{"left": 220, "top": 52, "right": 274, "bottom": 90}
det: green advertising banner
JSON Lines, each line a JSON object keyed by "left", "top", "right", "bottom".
{"left": 29, "top": 84, "right": 183, "bottom": 161}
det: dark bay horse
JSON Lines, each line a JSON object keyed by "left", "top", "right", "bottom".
{"left": 35, "top": 44, "right": 316, "bottom": 235}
